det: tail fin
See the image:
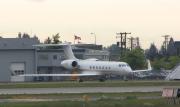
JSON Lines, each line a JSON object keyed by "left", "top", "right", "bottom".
{"left": 33, "top": 43, "right": 77, "bottom": 60}
{"left": 63, "top": 44, "right": 77, "bottom": 59}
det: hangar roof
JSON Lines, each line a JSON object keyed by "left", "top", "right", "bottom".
{"left": 0, "top": 38, "right": 39, "bottom": 50}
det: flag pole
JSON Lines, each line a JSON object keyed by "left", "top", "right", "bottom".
{"left": 91, "top": 33, "right": 96, "bottom": 45}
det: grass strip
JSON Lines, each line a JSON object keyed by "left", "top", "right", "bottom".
{"left": 0, "top": 80, "right": 180, "bottom": 88}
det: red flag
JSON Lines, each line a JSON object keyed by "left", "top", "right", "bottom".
{"left": 74, "top": 35, "right": 81, "bottom": 40}
{"left": 74, "top": 35, "right": 78, "bottom": 40}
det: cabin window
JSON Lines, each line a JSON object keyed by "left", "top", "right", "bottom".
{"left": 90, "top": 66, "right": 92, "bottom": 69}
{"left": 96, "top": 66, "right": 98, "bottom": 69}
{"left": 53, "top": 55, "right": 58, "bottom": 60}
{"left": 102, "top": 66, "right": 104, "bottom": 69}
{"left": 109, "top": 67, "right": 111, "bottom": 69}
{"left": 93, "top": 66, "right": 95, "bottom": 69}
{"left": 99, "top": 66, "right": 101, "bottom": 69}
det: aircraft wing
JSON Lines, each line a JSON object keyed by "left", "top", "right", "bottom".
{"left": 133, "top": 69, "right": 151, "bottom": 72}
{"left": 132, "top": 60, "right": 152, "bottom": 72}
{"left": 18, "top": 71, "right": 101, "bottom": 77}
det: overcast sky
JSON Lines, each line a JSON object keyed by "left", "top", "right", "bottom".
{"left": 0, "top": 0, "right": 180, "bottom": 49}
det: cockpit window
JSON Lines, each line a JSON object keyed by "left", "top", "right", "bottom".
{"left": 119, "top": 64, "right": 127, "bottom": 67}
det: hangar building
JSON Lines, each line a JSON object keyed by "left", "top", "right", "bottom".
{"left": 0, "top": 37, "right": 39, "bottom": 82}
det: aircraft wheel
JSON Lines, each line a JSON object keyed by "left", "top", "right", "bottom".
{"left": 78, "top": 79, "right": 84, "bottom": 82}
{"left": 99, "top": 78, "right": 105, "bottom": 82}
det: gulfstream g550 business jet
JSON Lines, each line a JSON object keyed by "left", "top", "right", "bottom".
{"left": 20, "top": 43, "right": 152, "bottom": 80}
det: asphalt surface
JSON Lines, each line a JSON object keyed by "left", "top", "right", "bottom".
{"left": 0, "top": 86, "right": 179, "bottom": 95}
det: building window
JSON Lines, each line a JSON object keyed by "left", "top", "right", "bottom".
{"left": 53, "top": 55, "right": 58, "bottom": 60}
{"left": 12, "top": 70, "right": 24, "bottom": 76}
{"left": 48, "top": 67, "right": 52, "bottom": 71}
{"left": 59, "top": 56, "right": 62, "bottom": 60}
{"left": 10, "top": 63, "right": 25, "bottom": 76}
{"left": 74, "top": 54, "right": 83, "bottom": 59}
{"left": 39, "top": 54, "right": 48, "bottom": 60}
{"left": 37, "top": 67, "right": 40, "bottom": 72}
{"left": 96, "top": 66, "right": 98, "bottom": 69}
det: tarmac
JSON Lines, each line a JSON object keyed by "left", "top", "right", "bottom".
{"left": 0, "top": 86, "right": 179, "bottom": 95}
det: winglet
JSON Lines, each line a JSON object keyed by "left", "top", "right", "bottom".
{"left": 132, "top": 59, "right": 152, "bottom": 72}
{"left": 147, "top": 60, "right": 152, "bottom": 71}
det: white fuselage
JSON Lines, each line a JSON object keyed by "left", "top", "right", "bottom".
{"left": 61, "top": 60, "right": 133, "bottom": 76}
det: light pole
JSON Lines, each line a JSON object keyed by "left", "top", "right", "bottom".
{"left": 90, "top": 32, "right": 96, "bottom": 45}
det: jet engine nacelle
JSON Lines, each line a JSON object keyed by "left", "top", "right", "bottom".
{"left": 72, "top": 60, "right": 78, "bottom": 67}
{"left": 61, "top": 59, "right": 79, "bottom": 69}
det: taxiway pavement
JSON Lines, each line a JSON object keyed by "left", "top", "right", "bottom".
{"left": 0, "top": 86, "right": 179, "bottom": 94}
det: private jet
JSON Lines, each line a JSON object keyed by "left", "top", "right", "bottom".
{"left": 19, "top": 43, "right": 152, "bottom": 81}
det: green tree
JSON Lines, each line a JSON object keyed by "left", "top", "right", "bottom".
{"left": 22, "top": 33, "right": 30, "bottom": 38}
{"left": 52, "top": 33, "right": 62, "bottom": 44}
{"left": 152, "top": 58, "right": 164, "bottom": 70}
{"left": 152, "top": 56, "right": 180, "bottom": 70}
{"left": 18, "top": 32, "right": 22, "bottom": 38}
{"left": 44, "top": 37, "right": 52, "bottom": 44}
{"left": 121, "top": 48, "right": 146, "bottom": 70}
{"left": 159, "top": 45, "right": 166, "bottom": 57}
{"left": 168, "top": 56, "right": 180, "bottom": 69}
{"left": 167, "top": 38, "right": 177, "bottom": 56}
{"left": 146, "top": 43, "right": 159, "bottom": 60}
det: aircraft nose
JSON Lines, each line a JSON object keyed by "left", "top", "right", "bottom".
{"left": 127, "top": 67, "right": 133, "bottom": 73}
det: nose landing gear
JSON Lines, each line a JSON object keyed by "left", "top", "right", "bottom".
{"left": 99, "top": 75, "right": 108, "bottom": 82}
